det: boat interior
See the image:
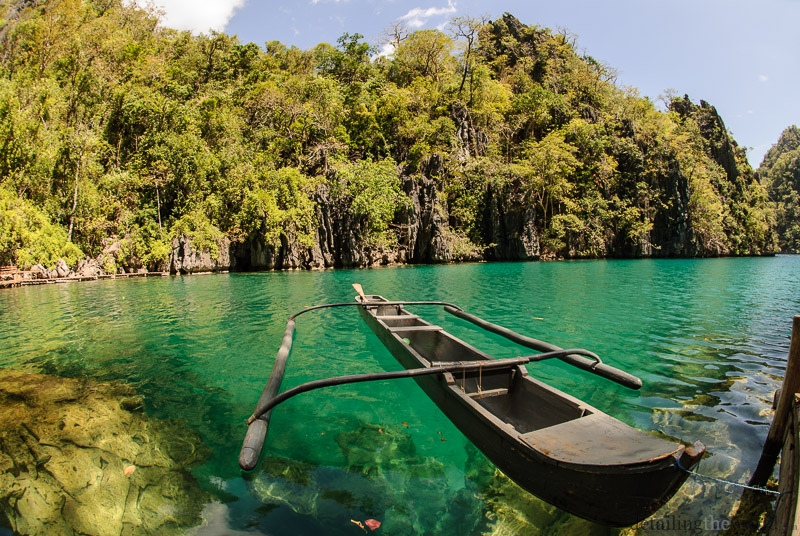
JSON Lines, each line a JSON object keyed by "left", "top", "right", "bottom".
{"left": 369, "top": 301, "right": 680, "bottom": 465}
{"left": 370, "top": 303, "right": 589, "bottom": 433}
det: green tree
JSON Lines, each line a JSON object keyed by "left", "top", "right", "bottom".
{"left": 390, "top": 29, "right": 454, "bottom": 86}
{"left": 760, "top": 126, "right": 800, "bottom": 252}
{"left": 330, "top": 158, "right": 402, "bottom": 247}
{"left": 522, "top": 130, "right": 579, "bottom": 229}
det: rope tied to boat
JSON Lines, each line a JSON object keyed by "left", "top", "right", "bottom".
{"left": 674, "top": 459, "right": 785, "bottom": 496}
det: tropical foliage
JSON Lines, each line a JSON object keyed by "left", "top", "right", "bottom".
{"left": 759, "top": 126, "right": 800, "bottom": 253}
{"left": 0, "top": 2, "right": 777, "bottom": 268}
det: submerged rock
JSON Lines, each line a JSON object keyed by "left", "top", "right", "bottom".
{"left": 476, "top": 468, "right": 617, "bottom": 536}
{"left": 248, "top": 423, "right": 484, "bottom": 535}
{"left": 334, "top": 422, "right": 447, "bottom": 479}
{"left": 0, "top": 369, "right": 211, "bottom": 535}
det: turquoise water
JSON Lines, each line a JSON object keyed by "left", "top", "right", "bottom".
{"left": 1, "top": 257, "right": 799, "bottom": 534}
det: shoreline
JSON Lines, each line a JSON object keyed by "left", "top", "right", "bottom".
{"left": 2, "top": 253, "right": 792, "bottom": 291}
{"left": 0, "top": 271, "right": 170, "bottom": 289}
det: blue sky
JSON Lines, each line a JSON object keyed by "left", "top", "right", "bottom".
{"left": 149, "top": 0, "right": 800, "bottom": 168}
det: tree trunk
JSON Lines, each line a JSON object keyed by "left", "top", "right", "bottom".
{"left": 156, "top": 185, "right": 162, "bottom": 232}
{"left": 68, "top": 152, "right": 82, "bottom": 243}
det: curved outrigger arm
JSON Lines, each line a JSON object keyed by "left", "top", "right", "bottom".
{"left": 238, "top": 299, "right": 462, "bottom": 471}
{"left": 247, "top": 348, "right": 600, "bottom": 423}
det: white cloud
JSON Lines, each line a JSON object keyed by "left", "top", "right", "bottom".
{"left": 139, "top": 0, "right": 246, "bottom": 33}
{"left": 758, "top": 74, "right": 769, "bottom": 82}
{"left": 378, "top": 42, "right": 396, "bottom": 57}
{"left": 399, "top": 0, "right": 456, "bottom": 29}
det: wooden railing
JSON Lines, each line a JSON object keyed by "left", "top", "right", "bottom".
{"left": 0, "top": 266, "right": 19, "bottom": 280}
{"left": 747, "top": 316, "right": 800, "bottom": 535}
{"left": 769, "top": 392, "right": 800, "bottom": 535}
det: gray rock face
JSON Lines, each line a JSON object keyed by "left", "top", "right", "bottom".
{"left": 169, "top": 236, "right": 231, "bottom": 274}
{"left": 230, "top": 174, "right": 445, "bottom": 271}
{"left": 485, "top": 182, "right": 540, "bottom": 261}
{"left": 168, "top": 172, "right": 553, "bottom": 272}
{"left": 27, "top": 173, "right": 554, "bottom": 277}
{"left": 451, "top": 102, "right": 488, "bottom": 162}
{"left": 0, "top": 369, "right": 210, "bottom": 536}
{"left": 55, "top": 259, "right": 70, "bottom": 278}
{"left": 76, "top": 257, "right": 101, "bottom": 277}
{"left": 28, "top": 265, "right": 46, "bottom": 280}
{"left": 398, "top": 174, "right": 451, "bottom": 263}
{"left": 649, "top": 163, "right": 696, "bottom": 258}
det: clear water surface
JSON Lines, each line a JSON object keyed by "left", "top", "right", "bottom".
{"left": 1, "top": 256, "right": 799, "bottom": 535}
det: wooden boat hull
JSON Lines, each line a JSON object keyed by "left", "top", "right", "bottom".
{"left": 357, "top": 296, "right": 704, "bottom": 527}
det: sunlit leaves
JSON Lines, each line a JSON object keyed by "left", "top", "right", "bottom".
{"left": 0, "top": 185, "right": 83, "bottom": 268}
{"left": 330, "top": 158, "right": 402, "bottom": 247}
{"left": 237, "top": 167, "right": 318, "bottom": 248}
{"left": 390, "top": 30, "right": 454, "bottom": 86}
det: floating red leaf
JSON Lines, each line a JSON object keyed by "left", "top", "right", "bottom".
{"left": 401, "top": 422, "right": 408, "bottom": 428}
{"left": 365, "top": 519, "right": 381, "bottom": 531}
{"left": 123, "top": 465, "right": 136, "bottom": 476}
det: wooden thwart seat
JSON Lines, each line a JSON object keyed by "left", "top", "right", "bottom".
{"left": 469, "top": 388, "right": 508, "bottom": 399}
{"left": 518, "top": 413, "right": 682, "bottom": 466}
{"left": 388, "top": 325, "right": 442, "bottom": 332}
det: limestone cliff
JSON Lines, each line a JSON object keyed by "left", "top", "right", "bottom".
{"left": 167, "top": 172, "right": 540, "bottom": 273}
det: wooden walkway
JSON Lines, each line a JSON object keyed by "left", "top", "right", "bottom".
{"left": 0, "top": 272, "right": 170, "bottom": 289}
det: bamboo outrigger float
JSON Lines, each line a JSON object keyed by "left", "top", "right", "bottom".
{"left": 240, "top": 285, "right": 705, "bottom": 527}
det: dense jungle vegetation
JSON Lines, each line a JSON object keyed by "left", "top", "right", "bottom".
{"left": 0, "top": 0, "right": 792, "bottom": 270}
{"left": 759, "top": 125, "right": 800, "bottom": 253}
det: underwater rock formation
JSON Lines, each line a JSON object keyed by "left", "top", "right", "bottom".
{"left": 248, "top": 423, "right": 484, "bottom": 535}
{"left": 460, "top": 443, "right": 610, "bottom": 536}
{"left": 0, "top": 369, "right": 210, "bottom": 536}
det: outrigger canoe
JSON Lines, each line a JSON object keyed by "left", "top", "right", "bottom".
{"left": 240, "top": 285, "right": 705, "bottom": 527}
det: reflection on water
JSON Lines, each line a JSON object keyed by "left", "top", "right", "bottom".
{"left": 0, "top": 256, "right": 799, "bottom": 534}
